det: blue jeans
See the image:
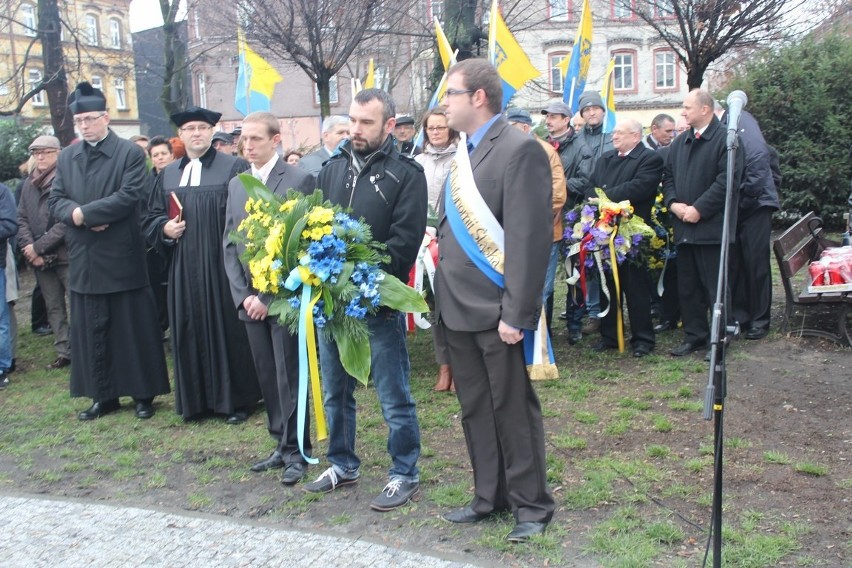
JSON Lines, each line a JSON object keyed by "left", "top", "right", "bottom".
{"left": 318, "top": 310, "right": 420, "bottom": 482}
{"left": 542, "top": 243, "right": 560, "bottom": 334}
{"left": 565, "top": 273, "right": 601, "bottom": 332}
{"left": 0, "top": 268, "right": 10, "bottom": 371}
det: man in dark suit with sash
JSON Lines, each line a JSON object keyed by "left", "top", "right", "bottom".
{"left": 223, "top": 111, "right": 315, "bottom": 483}
{"left": 435, "top": 58, "right": 555, "bottom": 543}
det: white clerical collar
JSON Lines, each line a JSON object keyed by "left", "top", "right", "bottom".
{"left": 179, "top": 157, "right": 202, "bottom": 187}
{"left": 251, "top": 154, "right": 279, "bottom": 185}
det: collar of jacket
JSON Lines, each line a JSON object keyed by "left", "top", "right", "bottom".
{"left": 74, "top": 129, "right": 118, "bottom": 160}
{"left": 423, "top": 142, "right": 457, "bottom": 157}
{"left": 336, "top": 135, "right": 397, "bottom": 177}
{"left": 178, "top": 145, "right": 217, "bottom": 169}
{"left": 688, "top": 115, "right": 721, "bottom": 144}
{"left": 583, "top": 123, "right": 604, "bottom": 136}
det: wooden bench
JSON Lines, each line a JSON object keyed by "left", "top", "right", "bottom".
{"left": 772, "top": 212, "right": 851, "bottom": 347}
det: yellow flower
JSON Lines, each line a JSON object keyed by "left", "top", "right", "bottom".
{"left": 280, "top": 199, "right": 297, "bottom": 213}
{"left": 265, "top": 223, "right": 285, "bottom": 257}
{"left": 307, "top": 206, "right": 334, "bottom": 226}
{"left": 650, "top": 236, "right": 665, "bottom": 250}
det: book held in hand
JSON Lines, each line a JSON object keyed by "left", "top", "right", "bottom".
{"left": 169, "top": 191, "right": 183, "bottom": 222}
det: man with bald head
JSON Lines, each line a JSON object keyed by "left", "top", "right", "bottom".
{"left": 663, "top": 89, "right": 743, "bottom": 359}
{"left": 587, "top": 119, "right": 663, "bottom": 357}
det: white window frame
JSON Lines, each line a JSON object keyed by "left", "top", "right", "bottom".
{"left": 613, "top": 52, "right": 635, "bottom": 92}
{"left": 109, "top": 18, "right": 122, "bottom": 49}
{"left": 90, "top": 75, "right": 103, "bottom": 92}
{"left": 21, "top": 3, "right": 37, "bottom": 37}
{"left": 314, "top": 76, "right": 339, "bottom": 105}
{"left": 549, "top": 53, "right": 567, "bottom": 94}
{"left": 549, "top": 0, "right": 569, "bottom": 22}
{"left": 85, "top": 14, "right": 99, "bottom": 46}
{"left": 654, "top": 50, "right": 676, "bottom": 90}
{"left": 29, "top": 69, "right": 44, "bottom": 106}
{"left": 196, "top": 72, "right": 207, "bottom": 107}
{"left": 114, "top": 77, "right": 127, "bottom": 110}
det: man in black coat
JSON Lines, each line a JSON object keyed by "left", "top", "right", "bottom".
{"left": 48, "top": 82, "right": 170, "bottom": 419}
{"left": 722, "top": 110, "right": 780, "bottom": 339}
{"left": 588, "top": 119, "right": 663, "bottom": 357}
{"left": 663, "top": 89, "right": 743, "bottom": 358}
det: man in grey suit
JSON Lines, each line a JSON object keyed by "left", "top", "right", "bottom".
{"left": 298, "top": 116, "right": 349, "bottom": 178}
{"left": 435, "top": 58, "right": 555, "bottom": 542}
{"left": 223, "top": 111, "right": 315, "bottom": 485}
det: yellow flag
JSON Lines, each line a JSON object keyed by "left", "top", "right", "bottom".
{"left": 487, "top": 0, "right": 540, "bottom": 109}
{"left": 434, "top": 17, "right": 454, "bottom": 71}
{"left": 600, "top": 58, "right": 617, "bottom": 134}
{"left": 235, "top": 28, "right": 283, "bottom": 115}
{"left": 363, "top": 58, "right": 375, "bottom": 89}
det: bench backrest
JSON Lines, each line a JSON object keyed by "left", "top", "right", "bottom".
{"left": 772, "top": 212, "right": 830, "bottom": 301}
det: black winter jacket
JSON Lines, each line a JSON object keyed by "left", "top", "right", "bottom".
{"left": 662, "top": 116, "right": 744, "bottom": 246}
{"left": 317, "top": 136, "right": 428, "bottom": 281}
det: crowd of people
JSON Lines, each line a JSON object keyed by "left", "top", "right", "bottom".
{"left": 0, "top": 59, "right": 784, "bottom": 543}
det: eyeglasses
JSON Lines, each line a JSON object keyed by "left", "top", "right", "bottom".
{"left": 30, "top": 149, "right": 58, "bottom": 157}
{"left": 72, "top": 113, "right": 105, "bottom": 126}
{"left": 180, "top": 124, "right": 213, "bottom": 134}
{"left": 426, "top": 126, "right": 448, "bottom": 132}
{"left": 442, "top": 88, "right": 475, "bottom": 99}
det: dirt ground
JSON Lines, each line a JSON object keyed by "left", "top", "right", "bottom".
{"left": 3, "top": 265, "right": 850, "bottom": 567}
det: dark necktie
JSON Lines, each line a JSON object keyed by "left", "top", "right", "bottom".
{"left": 467, "top": 140, "right": 474, "bottom": 155}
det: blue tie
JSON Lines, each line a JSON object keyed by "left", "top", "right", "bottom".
{"left": 467, "top": 140, "right": 474, "bottom": 155}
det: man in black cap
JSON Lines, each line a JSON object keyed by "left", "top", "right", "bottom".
{"left": 211, "top": 131, "right": 235, "bottom": 155}
{"left": 48, "top": 82, "right": 170, "bottom": 419}
{"left": 143, "top": 106, "right": 261, "bottom": 423}
{"left": 393, "top": 115, "right": 420, "bottom": 156}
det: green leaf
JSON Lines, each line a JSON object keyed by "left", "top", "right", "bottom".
{"left": 331, "top": 262, "right": 355, "bottom": 295}
{"left": 378, "top": 273, "right": 429, "bottom": 313}
{"left": 285, "top": 217, "right": 308, "bottom": 267}
{"left": 239, "top": 173, "right": 276, "bottom": 202}
{"left": 334, "top": 331, "right": 371, "bottom": 385}
{"left": 321, "top": 286, "right": 334, "bottom": 316}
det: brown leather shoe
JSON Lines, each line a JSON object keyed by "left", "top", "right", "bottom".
{"left": 47, "top": 356, "right": 71, "bottom": 370}
{"left": 434, "top": 364, "right": 453, "bottom": 391}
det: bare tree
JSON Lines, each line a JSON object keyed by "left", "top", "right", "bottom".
{"left": 158, "top": 0, "right": 188, "bottom": 119}
{"left": 622, "top": 0, "right": 814, "bottom": 90}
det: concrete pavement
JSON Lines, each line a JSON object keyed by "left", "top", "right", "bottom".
{"left": 0, "top": 494, "right": 488, "bottom": 567}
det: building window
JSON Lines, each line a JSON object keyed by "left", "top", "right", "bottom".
{"left": 21, "top": 3, "right": 37, "bottom": 36}
{"left": 109, "top": 19, "right": 122, "bottom": 49}
{"left": 655, "top": 0, "right": 675, "bottom": 17}
{"left": 548, "top": 0, "right": 569, "bottom": 21}
{"left": 314, "top": 76, "right": 339, "bottom": 105}
{"left": 374, "top": 65, "right": 388, "bottom": 90}
{"left": 114, "top": 78, "right": 127, "bottom": 109}
{"left": 196, "top": 72, "right": 207, "bottom": 107}
{"left": 428, "top": 0, "right": 444, "bottom": 24}
{"left": 85, "top": 14, "right": 99, "bottom": 46}
{"left": 29, "top": 69, "right": 44, "bottom": 106}
{"left": 192, "top": 8, "right": 202, "bottom": 39}
{"left": 549, "top": 53, "right": 567, "bottom": 93}
{"left": 654, "top": 50, "right": 677, "bottom": 90}
{"left": 612, "top": 51, "right": 636, "bottom": 92}
{"left": 90, "top": 75, "right": 103, "bottom": 92}
{"left": 612, "top": 0, "right": 634, "bottom": 19}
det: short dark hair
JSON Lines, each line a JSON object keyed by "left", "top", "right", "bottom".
{"left": 448, "top": 58, "right": 503, "bottom": 115}
{"left": 147, "top": 135, "right": 172, "bottom": 154}
{"left": 651, "top": 113, "right": 675, "bottom": 128}
{"left": 353, "top": 88, "right": 396, "bottom": 123}
{"left": 420, "top": 106, "right": 459, "bottom": 146}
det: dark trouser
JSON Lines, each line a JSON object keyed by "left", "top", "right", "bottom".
{"left": 31, "top": 282, "right": 47, "bottom": 330}
{"left": 146, "top": 248, "right": 169, "bottom": 333}
{"left": 658, "top": 258, "right": 681, "bottom": 325}
{"left": 677, "top": 244, "right": 731, "bottom": 345}
{"left": 244, "top": 318, "right": 309, "bottom": 464}
{"left": 441, "top": 322, "right": 555, "bottom": 523}
{"left": 600, "top": 262, "right": 655, "bottom": 350}
{"left": 730, "top": 207, "right": 773, "bottom": 332}
{"left": 35, "top": 265, "right": 70, "bottom": 359}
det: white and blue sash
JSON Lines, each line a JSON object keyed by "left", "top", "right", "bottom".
{"left": 444, "top": 133, "right": 558, "bottom": 380}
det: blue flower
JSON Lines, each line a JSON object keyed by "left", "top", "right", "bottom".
{"left": 565, "top": 210, "right": 578, "bottom": 223}
{"left": 288, "top": 297, "right": 301, "bottom": 309}
{"left": 614, "top": 235, "right": 626, "bottom": 247}
{"left": 631, "top": 233, "right": 643, "bottom": 246}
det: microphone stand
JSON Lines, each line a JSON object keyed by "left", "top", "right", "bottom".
{"left": 702, "top": 124, "right": 740, "bottom": 568}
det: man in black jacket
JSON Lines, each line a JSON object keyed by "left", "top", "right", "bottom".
{"left": 588, "top": 119, "right": 663, "bottom": 357}
{"left": 723, "top": 110, "right": 780, "bottom": 340}
{"left": 48, "top": 82, "right": 170, "bottom": 418}
{"left": 663, "top": 89, "right": 743, "bottom": 358}
{"left": 304, "top": 89, "right": 427, "bottom": 513}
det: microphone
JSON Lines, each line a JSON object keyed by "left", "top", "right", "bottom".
{"left": 726, "top": 90, "right": 748, "bottom": 132}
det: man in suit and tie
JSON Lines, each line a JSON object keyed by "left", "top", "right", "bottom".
{"left": 223, "top": 111, "right": 315, "bottom": 484}
{"left": 587, "top": 119, "right": 664, "bottom": 357}
{"left": 435, "top": 58, "right": 555, "bottom": 543}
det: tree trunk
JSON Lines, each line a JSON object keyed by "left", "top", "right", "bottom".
{"left": 38, "top": 0, "right": 73, "bottom": 145}
{"left": 686, "top": 58, "right": 709, "bottom": 91}
{"left": 160, "top": 1, "right": 187, "bottom": 129}
{"left": 317, "top": 76, "right": 331, "bottom": 119}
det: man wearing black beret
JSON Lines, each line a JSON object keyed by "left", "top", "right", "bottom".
{"left": 48, "top": 82, "right": 170, "bottom": 420}
{"left": 143, "top": 106, "right": 261, "bottom": 423}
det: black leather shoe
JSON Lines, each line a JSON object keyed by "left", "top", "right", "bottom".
{"left": 507, "top": 521, "right": 548, "bottom": 543}
{"left": 670, "top": 341, "right": 706, "bottom": 357}
{"left": 251, "top": 451, "right": 284, "bottom": 472}
{"left": 633, "top": 344, "right": 653, "bottom": 358}
{"left": 226, "top": 410, "right": 249, "bottom": 425}
{"left": 745, "top": 327, "right": 768, "bottom": 340}
{"left": 47, "top": 356, "right": 71, "bottom": 370}
{"left": 134, "top": 400, "right": 154, "bottom": 420}
{"left": 78, "top": 399, "right": 120, "bottom": 421}
{"left": 567, "top": 331, "right": 582, "bottom": 345}
{"left": 654, "top": 321, "right": 677, "bottom": 333}
{"left": 443, "top": 505, "right": 490, "bottom": 524}
{"left": 281, "top": 462, "right": 307, "bottom": 485}
{"left": 591, "top": 341, "right": 617, "bottom": 353}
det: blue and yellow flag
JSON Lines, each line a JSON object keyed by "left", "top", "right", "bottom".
{"left": 234, "top": 28, "right": 283, "bottom": 116}
{"left": 600, "top": 58, "right": 617, "bottom": 134}
{"left": 435, "top": 17, "right": 454, "bottom": 72}
{"left": 487, "top": 0, "right": 539, "bottom": 110}
{"left": 559, "top": 0, "right": 593, "bottom": 113}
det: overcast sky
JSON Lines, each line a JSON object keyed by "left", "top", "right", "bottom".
{"left": 129, "top": 0, "right": 186, "bottom": 33}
